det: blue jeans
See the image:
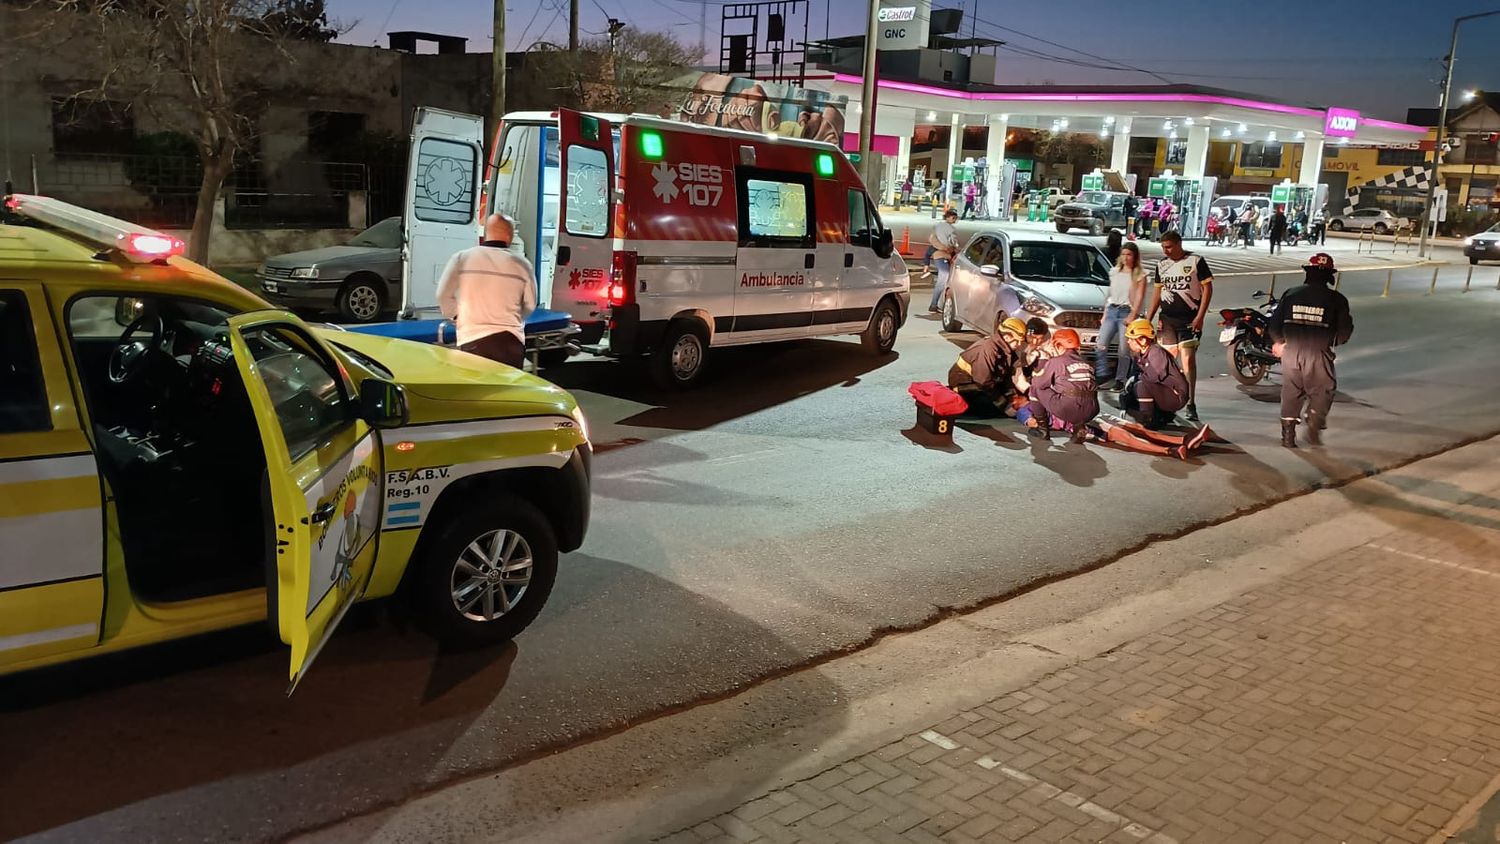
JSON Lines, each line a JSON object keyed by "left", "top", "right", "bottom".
{"left": 1095, "top": 304, "right": 1131, "bottom": 381}
{"left": 928, "top": 258, "right": 952, "bottom": 311}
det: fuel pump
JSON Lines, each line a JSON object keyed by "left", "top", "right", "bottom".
{"left": 1147, "top": 173, "right": 1218, "bottom": 240}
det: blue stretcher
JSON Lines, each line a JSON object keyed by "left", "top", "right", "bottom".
{"left": 343, "top": 308, "right": 579, "bottom": 368}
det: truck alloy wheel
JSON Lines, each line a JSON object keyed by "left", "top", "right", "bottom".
{"left": 450, "top": 528, "right": 533, "bottom": 622}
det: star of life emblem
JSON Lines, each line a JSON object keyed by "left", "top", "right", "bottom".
{"left": 652, "top": 162, "right": 680, "bottom": 203}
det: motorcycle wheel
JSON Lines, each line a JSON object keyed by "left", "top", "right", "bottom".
{"left": 1227, "top": 339, "right": 1269, "bottom": 386}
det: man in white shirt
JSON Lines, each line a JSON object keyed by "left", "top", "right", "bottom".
{"left": 927, "top": 209, "right": 960, "bottom": 313}
{"left": 436, "top": 214, "right": 537, "bottom": 368}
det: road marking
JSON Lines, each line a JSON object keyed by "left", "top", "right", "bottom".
{"left": 918, "top": 729, "right": 960, "bottom": 750}
{"left": 974, "top": 753, "right": 1172, "bottom": 842}
{"left": 1370, "top": 544, "right": 1500, "bottom": 580}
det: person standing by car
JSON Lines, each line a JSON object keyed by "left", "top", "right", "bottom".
{"left": 1268, "top": 204, "right": 1288, "bottom": 255}
{"left": 1268, "top": 253, "right": 1354, "bottom": 448}
{"left": 1311, "top": 203, "right": 1328, "bottom": 245}
{"left": 927, "top": 209, "right": 961, "bottom": 313}
{"left": 436, "top": 214, "right": 537, "bottom": 368}
{"left": 1123, "top": 193, "right": 1140, "bottom": 241}
{"left": 1238, "top": 203, "right": 1258, "bottom": 248}
{"left": 1096, "top": 242, "right": 1146, "bottom": 390}
{"left": 1147, "top": 230, "right": 1214, "bottom": 422}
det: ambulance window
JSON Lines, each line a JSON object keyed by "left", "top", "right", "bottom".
{"left": 413, "top": 137, "right": 477, "bottom": 225}
{"left": 738, "top": 170, "right": 813, "bottom": 248}
{"left": 0, "top": 291, "right": 51, "bottom": 433}
{"left": 847, "top": 189, "right": 874, "bottom": 247}
{"left": 563, "top": 145, "right": 610, "bottom": 237}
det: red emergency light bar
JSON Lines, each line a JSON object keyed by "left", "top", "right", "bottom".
{"left": 4, "top": 193, "right": 186, "bottom": 262}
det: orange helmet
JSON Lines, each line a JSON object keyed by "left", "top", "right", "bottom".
{"left": 1052, "top": 328, "right": 1082, "bottom": 351}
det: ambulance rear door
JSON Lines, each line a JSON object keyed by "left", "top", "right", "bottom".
{"left": 401, "top": 107, "right": 485, "bottom": 317}
{"left": 485, "top": 117, "right": 558, "bottom": 308}
{"left": 551, "top": 109, "right": 616, "bottom": 330}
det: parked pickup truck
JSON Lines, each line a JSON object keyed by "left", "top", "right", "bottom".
{"left": 1053, "top": 191, "right": 1131, "bottom": 236}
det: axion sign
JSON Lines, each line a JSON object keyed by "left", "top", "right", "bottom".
{"left": 1324, "top": 108, "right": 1360, "bottom": 139}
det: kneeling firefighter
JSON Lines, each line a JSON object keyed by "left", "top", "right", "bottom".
{"left": 948, "top": 317, "right": 1028, "bottom": 414}
{"left": 1120, "top": 319, "right": 1189, "bottom": 429}
{"left": 1020, "top": 328, "right": 1099, "bottom": 443}
{"left": 1268, "top": 253, "right": 1354, "bottom": 447}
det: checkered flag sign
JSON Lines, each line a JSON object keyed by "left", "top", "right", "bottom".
{"left": 1343, "top": 165, "right": 1432, "bottom": 214}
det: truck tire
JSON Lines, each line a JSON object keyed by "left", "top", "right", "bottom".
{"left": 651, "top": 319, "right": 709, "bottom": 389}
{"left": 861, "top": 298, "right": 900, "bottom": 355}
{"left": 335, "top": 274, "right": 386, "bottom": 323}
{"left": 409, "top": 494, "right": 558, "bottom": 649}
{"left": 1089, "top": 219, "right": 1103, "bottom": 236}
{"left": 1055, "top": 224, "right": 1069, "bottom": 233}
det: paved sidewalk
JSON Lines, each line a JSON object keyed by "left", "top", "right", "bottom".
{"left": 664, "top": 483, "right": 1500, "bottom": 843}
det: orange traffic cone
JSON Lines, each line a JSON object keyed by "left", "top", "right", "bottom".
{"left": 900, "top": 226, "right": 911, "bottom": 256}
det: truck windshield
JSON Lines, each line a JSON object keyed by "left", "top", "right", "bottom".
{"left": 1077, "top": 192, "right": 1110, "bottom": 204}
{"left": 1009, "top": 243, "right": 1110, "bottom": 284}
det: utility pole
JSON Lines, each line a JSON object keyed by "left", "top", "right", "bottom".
{"left": 1420, "top": 10, "right": 1500, "bottom": 257}
{"left": 570, "top": 0, "right": 580, "bottom": 52}
{"left": 856, "top": 0, "right": 880, "bottom": 187}
{"left": 491, "top": 0, "right": 506, "bottom": 157}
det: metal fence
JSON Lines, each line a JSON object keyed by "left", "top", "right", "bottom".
{"left": 30, "top": 152, "right": 407, "bottom": 231}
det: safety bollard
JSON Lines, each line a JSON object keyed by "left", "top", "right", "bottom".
{"left": 1381, "top": 269, "right": 1392, "bottom": 298}
{"left": 1268, "top": 273, "right": 1277, "bottom": 297}
{"left": 1334, "top": 270, "right": 1343, "bottom": 291}
{"left": 1428, "top": 265, "right": 1439, "bottom": 295}
{"left": 1465, "top": 265, "right": 1474, "bottom": 292}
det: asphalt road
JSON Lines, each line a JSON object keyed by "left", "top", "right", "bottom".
{"left": 6, "top": 264, "right": 1500, "bottom": 843}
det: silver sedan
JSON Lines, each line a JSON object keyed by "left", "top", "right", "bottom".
{"left": 1328, "top": 208, "right": 1411, "bottom": 235}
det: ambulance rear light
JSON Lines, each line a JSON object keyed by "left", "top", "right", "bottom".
{"left": 609, "top": 250, "right": 637, "bottom": 307}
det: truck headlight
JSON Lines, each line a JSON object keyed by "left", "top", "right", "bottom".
{"left": 569, "top": 406, "right": 591, "bottom": 443}
{"left": 290, "top": 266, "right": 319, "bottom": 279}
{"left": 1465, "top": 236, "right": 1475, "bottom": 246}
{"left": 1022, "top": 297, "right": 1054, "bottom": 316}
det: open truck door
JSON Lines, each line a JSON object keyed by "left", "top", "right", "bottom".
{"left": 226, "top": 313, "right": 387, "bottom": 692}
{"left": 551, "top": 109, "right": 617, "bottom": 333}
{"left": 402, "top": 108, "right": 485, "bottom": 317}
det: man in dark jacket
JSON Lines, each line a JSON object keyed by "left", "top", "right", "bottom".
{"left": 1119, "top": 319, "right": 1188, "bottom": 428}
{"left": 1123, "top": 194, "right": 1140, "bottom": 241}
{"left": 1021, "top": 328, "right": 1099, "bottom": 443}
{"left": 949, "top": 317, "right": 1027, "bottom": 413}
{"left": 1268, "top": 205, "right": 1288, "bottom": 255}
{"left": 1269, "top": 253, "right": 1354, "bottom": 448}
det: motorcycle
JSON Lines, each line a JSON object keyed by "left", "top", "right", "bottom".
{"left": 1219, "top": 290, "right": 1279, "bottom": 385}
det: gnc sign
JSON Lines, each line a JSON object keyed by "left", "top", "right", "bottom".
{"left": 1325, "top": 108, "right": 1360, "bottom": 139}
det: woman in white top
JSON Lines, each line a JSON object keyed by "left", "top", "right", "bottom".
{"left": 1095, "top": 241, "right": 1147, "bottom": 390}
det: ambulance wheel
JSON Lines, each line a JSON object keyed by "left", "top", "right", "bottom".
{"left": 336, "top": 275, "right": 386, "bottom": 323}
{"left": 862, "top": 298, "right": 900, "bottom": 355}
{"left": 940, "top": 292, "right": 962, "bottom": 333}
{"left": 652, "top": 320, "right": 709, "bottom": 389}
{"left": 411, "top": 494, "right": 558, "bottom": 649}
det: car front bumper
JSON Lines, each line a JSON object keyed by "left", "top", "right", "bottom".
{"left": 1465, "top": 242, "right": 1500, "bottom": 259}
{"left": 257, "top": 276, "right": 341, "bottom": 308}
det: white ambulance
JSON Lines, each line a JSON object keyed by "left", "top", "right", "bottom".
{"left": 400, "top": 107, "right": 911, "bottom": 387}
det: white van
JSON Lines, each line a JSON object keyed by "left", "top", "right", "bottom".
{"left": 400, "top": 107, "right": 912, "bottom": 387}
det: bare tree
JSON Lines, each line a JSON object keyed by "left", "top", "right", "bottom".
{"left": 46, "top": 1, "right": 319, "bottom": 261}
{"left": 512, "top": 28, "right": 699, "bottom": 115}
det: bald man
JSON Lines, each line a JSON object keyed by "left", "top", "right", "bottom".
{"left": 436, "top": 214, "right": 537, "bottom": 368}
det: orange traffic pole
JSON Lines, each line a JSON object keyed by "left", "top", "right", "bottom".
{"left": 900, "top": 226, "right": 911, "bottom": 256}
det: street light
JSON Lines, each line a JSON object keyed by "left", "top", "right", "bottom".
{"left": 1420, "top": 9, "right": 1500, "bottom": 257}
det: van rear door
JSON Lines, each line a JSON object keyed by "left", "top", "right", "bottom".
{"left": 551, "top": 109, "right": 616, "bottom": 330}
{"left": 401, "top": 107, "right": 485, "bottom": 317}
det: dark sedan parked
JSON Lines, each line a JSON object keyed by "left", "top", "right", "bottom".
{"left": 258, "top": 217, "right": 401, "bottom": 323}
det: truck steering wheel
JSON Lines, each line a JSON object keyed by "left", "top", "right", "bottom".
{"left": 108, "top": 313, "right": 165, "bottom": 384}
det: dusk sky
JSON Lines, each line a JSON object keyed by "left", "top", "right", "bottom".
{"left": 331, "top": 0, "right": 1500, "bottom": 121}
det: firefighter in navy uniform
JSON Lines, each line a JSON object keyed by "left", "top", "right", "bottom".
{"left": 1268, "top": 253, "right": 1354, "bottom": 448}
{"left": 948, "top": 317, "right": 1028, "bottom": 414}
{"left": 1119, "top": 319, "right": 1189, "bottom": 429}
{"left": 1020, "top": 328, "right": 1099, "bottom": 443}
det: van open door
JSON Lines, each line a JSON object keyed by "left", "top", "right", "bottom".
{"left": 402, "top": 107, "right": 485, "bottom": 318}
{"left": 225, "top": 313, "right": 386, "bottom": 692}
{"left": 551, "top": 109, "right": 616, "bottom": 331}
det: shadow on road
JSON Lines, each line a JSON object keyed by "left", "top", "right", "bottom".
{"left": 0, "top": 558, "right": 849, "bottom": 843}
{"left": 547, "top": 339, "right": 899, "bottom": 435}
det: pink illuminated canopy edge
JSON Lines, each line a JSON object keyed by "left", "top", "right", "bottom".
{"left": 829, "top": 73, "right": 1428, "bottom": 136}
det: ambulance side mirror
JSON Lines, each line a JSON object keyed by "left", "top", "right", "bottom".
{"left": 874, "top": 228, "right": 894, "bottom": 259}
